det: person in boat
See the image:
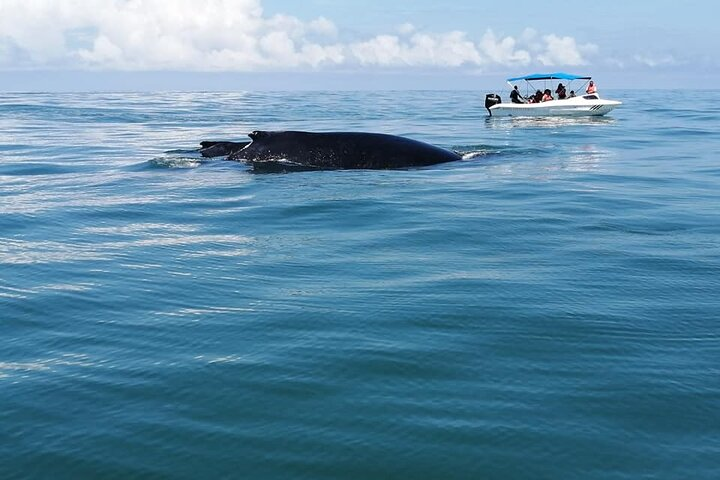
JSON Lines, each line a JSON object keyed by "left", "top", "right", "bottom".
{"left": 531, "top": 90, "right": 543, "bottom": 103}
{"left": 555, "top": 83, "right": 567, "bottom": 99}
{"left": 509, "top": 85, "right": 525, "bottom": 104}
{"left": 586, "top": 80, "right": 597, "bottom": 94}
{"left": 568, "top": 90, "right": 576, "bottom": 98}
{"left": 542, "top": 89, "right": 554, "bottom": 102}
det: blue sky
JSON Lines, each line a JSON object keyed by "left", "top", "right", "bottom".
{"left": 0, "top": 0, "right": 713, "bottom": 91}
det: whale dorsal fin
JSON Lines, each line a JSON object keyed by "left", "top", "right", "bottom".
{"left": 249, "top": 130, "right": 270, "bottom": 140}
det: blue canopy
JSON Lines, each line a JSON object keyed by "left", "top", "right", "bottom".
{"left": 507, "top": 72, "right": 591, "bottom": 82}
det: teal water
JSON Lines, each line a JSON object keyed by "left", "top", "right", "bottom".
{"left": 1, "top": 90, "right": 719, "bottom": 479}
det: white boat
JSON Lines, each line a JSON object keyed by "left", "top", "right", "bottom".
{"left": 485, "top": 72, "right": 621, "bottom": 117}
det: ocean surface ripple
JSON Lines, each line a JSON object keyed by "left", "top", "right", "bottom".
{"left": 1, "top": 90, "right": 719, "bottom": 479}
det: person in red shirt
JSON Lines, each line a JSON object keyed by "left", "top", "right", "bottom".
{"left": 586, "top": 80, "right": 597, "bottom": 94}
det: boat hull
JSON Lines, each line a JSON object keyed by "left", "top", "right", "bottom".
{"left": 489, "top": 98, "right": 621, "bottom": 117}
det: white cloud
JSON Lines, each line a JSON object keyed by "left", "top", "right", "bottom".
{"left": 350, "top": 31, "right": 483, "bottom": 67}
{"left": 77, "top": 36, "right": 123, "bottom": 66}
{"left": 308, "top": 17, "right": 338, "bottom": 37}
{"left": 520, "top": 28, "right": 538, "bottom": 45}
{"left": 398, "top": 23, "right": 416, "bottom": 35}
{"left": 633, "top": 54, "right": 677, "bottom": 67}
{"left": 537, "top": 34, "right": 598, "bottom": 66}
{"left": 0, "top": 0, "right": 341, "bottom": 71}
{"left": 478, "top": 30, "right": 530, "bottom": 65}
{"left": 0, "top": 0, "right": 596, "bottom": 72}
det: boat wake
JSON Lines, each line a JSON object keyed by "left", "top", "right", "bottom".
{"left": 484, "top": 115, "right": 617, "bottom": 129}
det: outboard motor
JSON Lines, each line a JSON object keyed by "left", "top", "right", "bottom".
{"left": 485, "top": 93, "right": 501, "bottom": 116}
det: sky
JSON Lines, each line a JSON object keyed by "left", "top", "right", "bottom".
{"left": 0, "top": 0, "right": 714, "bottom": 91}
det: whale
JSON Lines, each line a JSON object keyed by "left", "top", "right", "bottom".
{"left": 199, "top": 140, "right": 250, "bottom": 158}
{"left": 200, "top": 130, "right": 462, "bottom": 172}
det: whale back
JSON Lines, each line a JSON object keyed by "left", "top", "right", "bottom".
{"left": 229, "top": 131, "right": 461, "bottom": 171}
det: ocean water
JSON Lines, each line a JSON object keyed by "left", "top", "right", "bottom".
{"left": 1, "top": 89, "right": 719, "bottom": 479}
